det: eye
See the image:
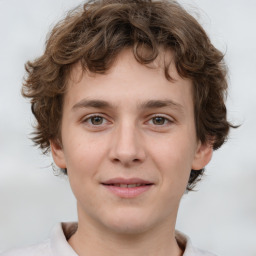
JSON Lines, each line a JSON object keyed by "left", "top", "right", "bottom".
{"left": 147, "top": 115, "right": 173, "bottom": 126}
{"left": 152, "top": 116, "right": 167, "bottom": 125}
{"left": 83, "top": 115, "right": 107, "bottom": 126}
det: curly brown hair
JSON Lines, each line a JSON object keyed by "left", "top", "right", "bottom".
{"left": 22, "top": 0, "right": 235, "bottom": 191}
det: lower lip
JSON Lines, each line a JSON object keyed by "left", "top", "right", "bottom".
{"left": 103, "top": 185, "right": 152, "bottom": 198}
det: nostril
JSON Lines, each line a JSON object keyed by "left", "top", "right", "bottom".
{"left": 112, "top": 158, "right": 139, "bottom": 163}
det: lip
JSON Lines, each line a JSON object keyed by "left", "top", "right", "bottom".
{"left": 101, "top": 177, "right": 154, "bottom": 198}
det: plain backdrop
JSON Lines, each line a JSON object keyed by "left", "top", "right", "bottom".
{"left": 0, "top": 0, "right": 256, "bottom": 255}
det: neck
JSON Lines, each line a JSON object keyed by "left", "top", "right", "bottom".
{"left": 68, "top": 210, "right": 183, "bottom": 256}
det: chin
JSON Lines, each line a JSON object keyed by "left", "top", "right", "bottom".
{"left": 107, "top": 220, "right": 150, "bottom": 235}
{"left": 102, "top": 208, "right": 156, "bottom": 235}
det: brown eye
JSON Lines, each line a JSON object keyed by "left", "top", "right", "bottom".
{"left": 152, "top": 117, "right": 166, "bottom": 125}
{"left": 90, "top": 116, "right": 104, "bottom": 125}
{"left": 83, "top": 115, "right": 110, "bottom": 129}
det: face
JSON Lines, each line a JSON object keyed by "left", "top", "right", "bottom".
{"left": 51, "top": 49, "right": 212, "bottom": 235}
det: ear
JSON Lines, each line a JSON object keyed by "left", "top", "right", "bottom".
{"left": 50, "top": 139, "right": 66, "bottom": 169}
{"left": 192, "top": 141, "right": 213, "bottom": 170}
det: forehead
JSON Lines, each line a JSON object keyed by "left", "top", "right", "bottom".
{"left": 64, "top": 49, "right": 193, "bottom": 110}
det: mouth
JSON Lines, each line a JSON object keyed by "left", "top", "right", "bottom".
{"left": 101, "top": 178, "right": 154, "bottom": 198}
{"left": 104, "top": 183, "right": 152, "bottom": 187}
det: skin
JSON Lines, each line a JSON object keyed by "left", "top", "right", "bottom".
{"left": 51, "top": 49, "right": 212, "bottom": 256}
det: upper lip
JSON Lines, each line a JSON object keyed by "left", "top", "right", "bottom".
{"left": 102, "top": 177, "right": 153, "bottom": 185}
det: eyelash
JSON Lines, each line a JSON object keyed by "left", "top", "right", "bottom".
{"left": 82, "top": 114, "right": 109, "bottom": 126}
{"left": 82, "top": 114, "right": 174, "bottom": 128}
{"left": 147, "top": 115, "right": 173, "bottom": 126}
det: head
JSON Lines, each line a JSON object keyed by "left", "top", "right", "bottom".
{"left": 23, "top": 0, "right": 233, "bottom": 191}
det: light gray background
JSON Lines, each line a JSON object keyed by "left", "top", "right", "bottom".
{"left": 0, "top": 0, "right": 255, "bottom": 255}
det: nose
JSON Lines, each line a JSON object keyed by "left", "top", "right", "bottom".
{"left": 109, "top": 121, "right": 146, "bottom": 166}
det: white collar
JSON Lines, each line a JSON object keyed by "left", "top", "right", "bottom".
{"left": 50, "top": 223, "right": 78, "bottom": 256}
{"left": 50, "top": 222, "right": 217, "bottom": 256}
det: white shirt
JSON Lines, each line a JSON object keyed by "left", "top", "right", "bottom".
{"left": 1, "top": 222, "right": 217, "bottom": 256}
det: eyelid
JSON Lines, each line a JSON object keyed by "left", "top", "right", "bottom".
{"left": 149, "top": 114, "right": 174, "bottom": 121}
{"left": 80, "top": 113, "right": 174, "bottom": 127}
{"left": 82, "top": 113, "right": 111, "bottom": 126}
{"left": 146, "top": 114, "right": 174, "bottom": 126}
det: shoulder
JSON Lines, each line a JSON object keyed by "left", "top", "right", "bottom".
{"left": 0, "top": 240, "right": 51, "bottom": 256}
{"left": 1, "top": 222, "right": 78, "bottom": 256}
{"left": 175, "top": 230, "right": 218, "bottom": 256}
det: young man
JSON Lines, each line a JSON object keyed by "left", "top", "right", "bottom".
{"left": 2, "top": 0, "right": 235, "bottom": 255}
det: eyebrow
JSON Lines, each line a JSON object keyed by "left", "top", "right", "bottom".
{"left": 72, "top": 99, "right": 113, "bottom": 110}
{"left": 72, "top": 99, "right": 184, "bottom": 112}
{"left": 139, "top": 100, "right": 184, "bottom": 112}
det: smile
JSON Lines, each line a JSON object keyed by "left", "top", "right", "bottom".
{"left": 102, "top": 178, "right": 154, "bottom": 198}
{"left": 107, "top": 183, "right": 149, "bottom": 188}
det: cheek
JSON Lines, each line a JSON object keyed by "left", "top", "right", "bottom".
{"left": 151, "top": 133, "right": 195, "bottom": 167}
{"left": 62, "top": 132, "right": 110, "bottom": 197}
{"left": 64, "top": 140, "right": 101, "bottom": 202}
{"left": 149, "top": 133, "right": 195, "bottom": 187}
{"left": 63, "top": 130, "right": 106, "bottom": 169}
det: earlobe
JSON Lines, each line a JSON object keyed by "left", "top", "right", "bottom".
{"left": 50, "top": 140, "right": 66, "bottom": 169}
{"left": 192, "top": 141, "right": 213, "bottom": 171}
